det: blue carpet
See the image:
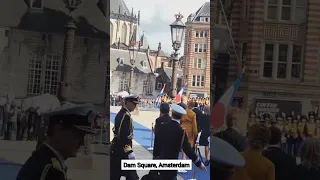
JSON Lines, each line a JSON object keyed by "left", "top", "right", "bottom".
{"left": 110, "top": 112, "right": 210, "bottom": 180}
{"left": 0, "top": 158, "right": 22, "bottom": 180}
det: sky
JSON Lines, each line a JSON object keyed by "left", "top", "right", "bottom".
{"left": 123, "top": 0, "right": 207, "bottom": 55}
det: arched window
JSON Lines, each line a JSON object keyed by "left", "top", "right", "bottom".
{"left": 110, "top": 22, "right": 113, "bottom": 44}
{"left": 121, "top": 23, "right": 127, "bottom": 44}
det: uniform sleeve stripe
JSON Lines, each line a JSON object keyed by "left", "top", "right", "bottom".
{"left": 193, "top": 157, "right": 200, "bottom": 164}
{"left": 40, "top": 164, "right": 52, "bottom": 180}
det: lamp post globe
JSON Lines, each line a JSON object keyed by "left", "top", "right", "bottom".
{"left": 169, "top": 13, "right": 186, "bottom": 99}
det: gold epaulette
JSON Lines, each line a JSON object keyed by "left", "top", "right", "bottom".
{"left": 124, "top": 145, "right": 132, "bottom": 153}
{"left": 51, "top": 158, "right": 63, "bottom": 172}
{"left": 40, "top": 164, "right": 52, "bottom": 180}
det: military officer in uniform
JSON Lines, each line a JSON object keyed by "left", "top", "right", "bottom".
{"left": 16, "top": 103, "right": 96, "bottom": 180}
{"left": 110, "top": 95, "right": 140, "bottom": 180}
{"left": 211, "top": 136, "right": 245, "bottom": 180}
{"left": 153, "top": 104, "right": 206, "bottom": 180}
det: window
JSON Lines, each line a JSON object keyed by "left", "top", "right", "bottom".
{"left": 192, "top": 75, "right": 205, "bottom": 87}
{"left": 241, "top": 42, "right": 247, "bottom": 68}
{"left": 263, "top": 44, "right": 274, "bottom": 78}
{"left": 194, "top": 44, "right": 198, "bottom": 52}
{"left": 200, "top": 17, "right": 205, "bottom": 22}
{"left": 193, "top": 58, "right": 206, "bottom": 69}
{"left": 295, "top": 0, "right": 306, "bottom": 21}
{"left": 43, "top": 54, "right": 60, "bottom": 95}
{"left": 203, "top": 44, "right": 207, "bottom": 53}
{"left": 156, "top": 83, "right": 162, "bottom": 90}
{"left": 119, "top": 79, "right": 129, "bottom": 92}
{"left": 27, "top": 53, "right": 61, "bottom": 96}
{"left": 142, "top": 61, "right": 148, "bottom": 68}
{"left": 291, "top": 45, "right": 302, "bottom": 78}
{"left": 204, "top": 31, "right": 208, "bottom": 37}
{"left": 242, "top": 0, "right": 250, "bottom": 20}
{"left": 281, "top": 0, "right": 291, "bottom": 20}
{"left": 277, "top": 44, "right": 288, "bottom": 78}
{"left": 187, "top": 44, "right": 189, "bottom": 52}
{"left": 30, "top": 0, "right": 43, "bottom": 9}
{"left": 262, "top": 43, "right": 302, "bottom": 79}
{"left": 266, "top": 0, "right": 306, "bottom": 21}
{"left": 143, "top": 80, "right": 153, "bottom": 95}
{"left": 27, "top": 54, "right": 42, "bottom": 96}
{"left": 196, "top": 31, "right": 199, "bottom": 37}
{"left": 267, "top": 0, "right": 277, "bottom": 20}
{"left": 194, "top": 44, "right": 207, "bottom": 53}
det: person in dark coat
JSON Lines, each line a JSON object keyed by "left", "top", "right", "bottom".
{"left": 293, "top": 138, "right": 320, "bottom": 180}
{"left": 110, "top": 95, "right": 140, "bottom": 180}
{"left": 16, "top": 104, "right": 96, "bottom": 180}
{"left": 198, "top": 105, "right": 210, "bottom": 165}
{"left": 192, "top": 102, "right": 202, "bottom": 132}
{"left": 214, "top": 112, "right": 247, "bottom": 152}
{"left": 154, "top": 103, "right": 171, "bottom": 134}
{"left": 153, "top": 104, "right": 205, "bottom": 179}
{"left": 263, "top": 126, "right": 296, "bottom": 180}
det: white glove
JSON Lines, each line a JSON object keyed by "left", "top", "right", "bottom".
{"left": 128, "top": 152, "right": 135, "bottom": 159}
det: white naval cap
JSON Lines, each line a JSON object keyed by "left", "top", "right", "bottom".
{"left": 210, "top": 136, "right": 245, "bottom": 168}
{"left": 171, "top": 104, "right": 187, "bottom": 116}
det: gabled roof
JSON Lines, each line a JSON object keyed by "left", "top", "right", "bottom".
{"left": 110, "top": 0, "right": 131, "bottom": 15}
{"left": 0, "top": 0, "right": 108, "bottom": 39}
{"left": 192, "top": 2, "right": 210, "bottom": 22}
{"left": 110, "top": 48, "right": 153, "bottom": 74}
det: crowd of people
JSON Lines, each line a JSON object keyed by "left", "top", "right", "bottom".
{"left": 212, "top": 110, "right": 320, "bottom": 180}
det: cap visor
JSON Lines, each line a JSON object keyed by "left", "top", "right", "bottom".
{"left": 73, "top": 125, "right": 95, "bottom": 134}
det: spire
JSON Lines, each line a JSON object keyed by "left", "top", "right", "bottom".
{"left": 158, "top": 42, "right": 162, "bottom": 51}
{"left": 138, "top": 11, "right": 140, "bottom": 25}
{"left": 131, "top": 7, "right": 134, "bottom": 17}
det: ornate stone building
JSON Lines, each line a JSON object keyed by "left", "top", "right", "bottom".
{"left": 0, "top": 0, "right": 109, "bottom": 105}
{"left": 214, "top": 0, "right": 320, "bottom": 115}
{"left": 183, "top": 2, "right": 211, "bottom": 98}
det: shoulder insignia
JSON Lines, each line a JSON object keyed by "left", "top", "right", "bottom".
{"left": 40, "top": 164, "right": 52, "bottom": 180}
{"left": 51, "top": 158, "right": 63, "bottom": 172}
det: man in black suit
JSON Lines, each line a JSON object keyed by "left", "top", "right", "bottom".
{"left": 16, "top": 104, "right": 97, "bottom": 180}
{"left": 192, "top": 102, "right": 202, "bottom": 132}
{"left": 214, "top": 112, "right": 247, "bottom": 152}
{"left": 153, "top": 104, "right": 206, "bottom": 179}
{"left": 263, "top": 126, "right": 296, "bottom": 180}
{"left": 154, "top": 103, "right": 171, "bottom": 134}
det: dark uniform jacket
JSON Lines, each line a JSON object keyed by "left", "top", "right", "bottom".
{"left": 153, "top": 120, "right": 201, "bottom": 179}
{"left": 16, "top": 145, "right": 67, "bottom": 180}
{"left": 154, "top": 114, "right": 171, "bottom": 134}
{"left": 110, "top": 107, "right": 138, "bottom": 180}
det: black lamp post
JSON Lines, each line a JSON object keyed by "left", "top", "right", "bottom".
{"left": 58, "top": 0, "right": 82, "bottom": 103}
{"left": 128, "top": 26, "right": 139, "bottom": 94}
{"left": 169, "top": 13, "right": 186, "bottom": 98}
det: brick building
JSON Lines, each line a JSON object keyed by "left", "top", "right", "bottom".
{"left": 184, "top": 2, "right": 211, "bottom": 98}
{"left": 213, "top": 0, "right": 320, "bottom": 115}
{"left": 0, "top": 0, "right": 109, "bottom": 105}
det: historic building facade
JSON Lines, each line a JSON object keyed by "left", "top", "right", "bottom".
{"left": 0, "top": 0, "right": 109, "bottom": 105}
{"left": 215, "top": 0, "right": 320, "bottom": 115}
{"left": 183, "top": 2, "right": 211, "bottom": 98}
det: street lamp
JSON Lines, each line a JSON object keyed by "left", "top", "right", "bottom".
{"left": 58, "top": 0, "right": 82, "bottom": 103}
{"left": 128, "top": 26, "right": 139, "bottom": 94}
{"left": 169, "top": 13, "right": 186, "bottom": 98}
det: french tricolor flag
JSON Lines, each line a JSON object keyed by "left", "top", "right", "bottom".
{"left": 211, "top": 68, "right": 245, "bottom": 130}
{"left": 175, "top": 82, "right": 187, "bottom": 103}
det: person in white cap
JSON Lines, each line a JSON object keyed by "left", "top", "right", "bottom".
{"left": 152, "top": 104, "right": 206, "bottom": 180}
